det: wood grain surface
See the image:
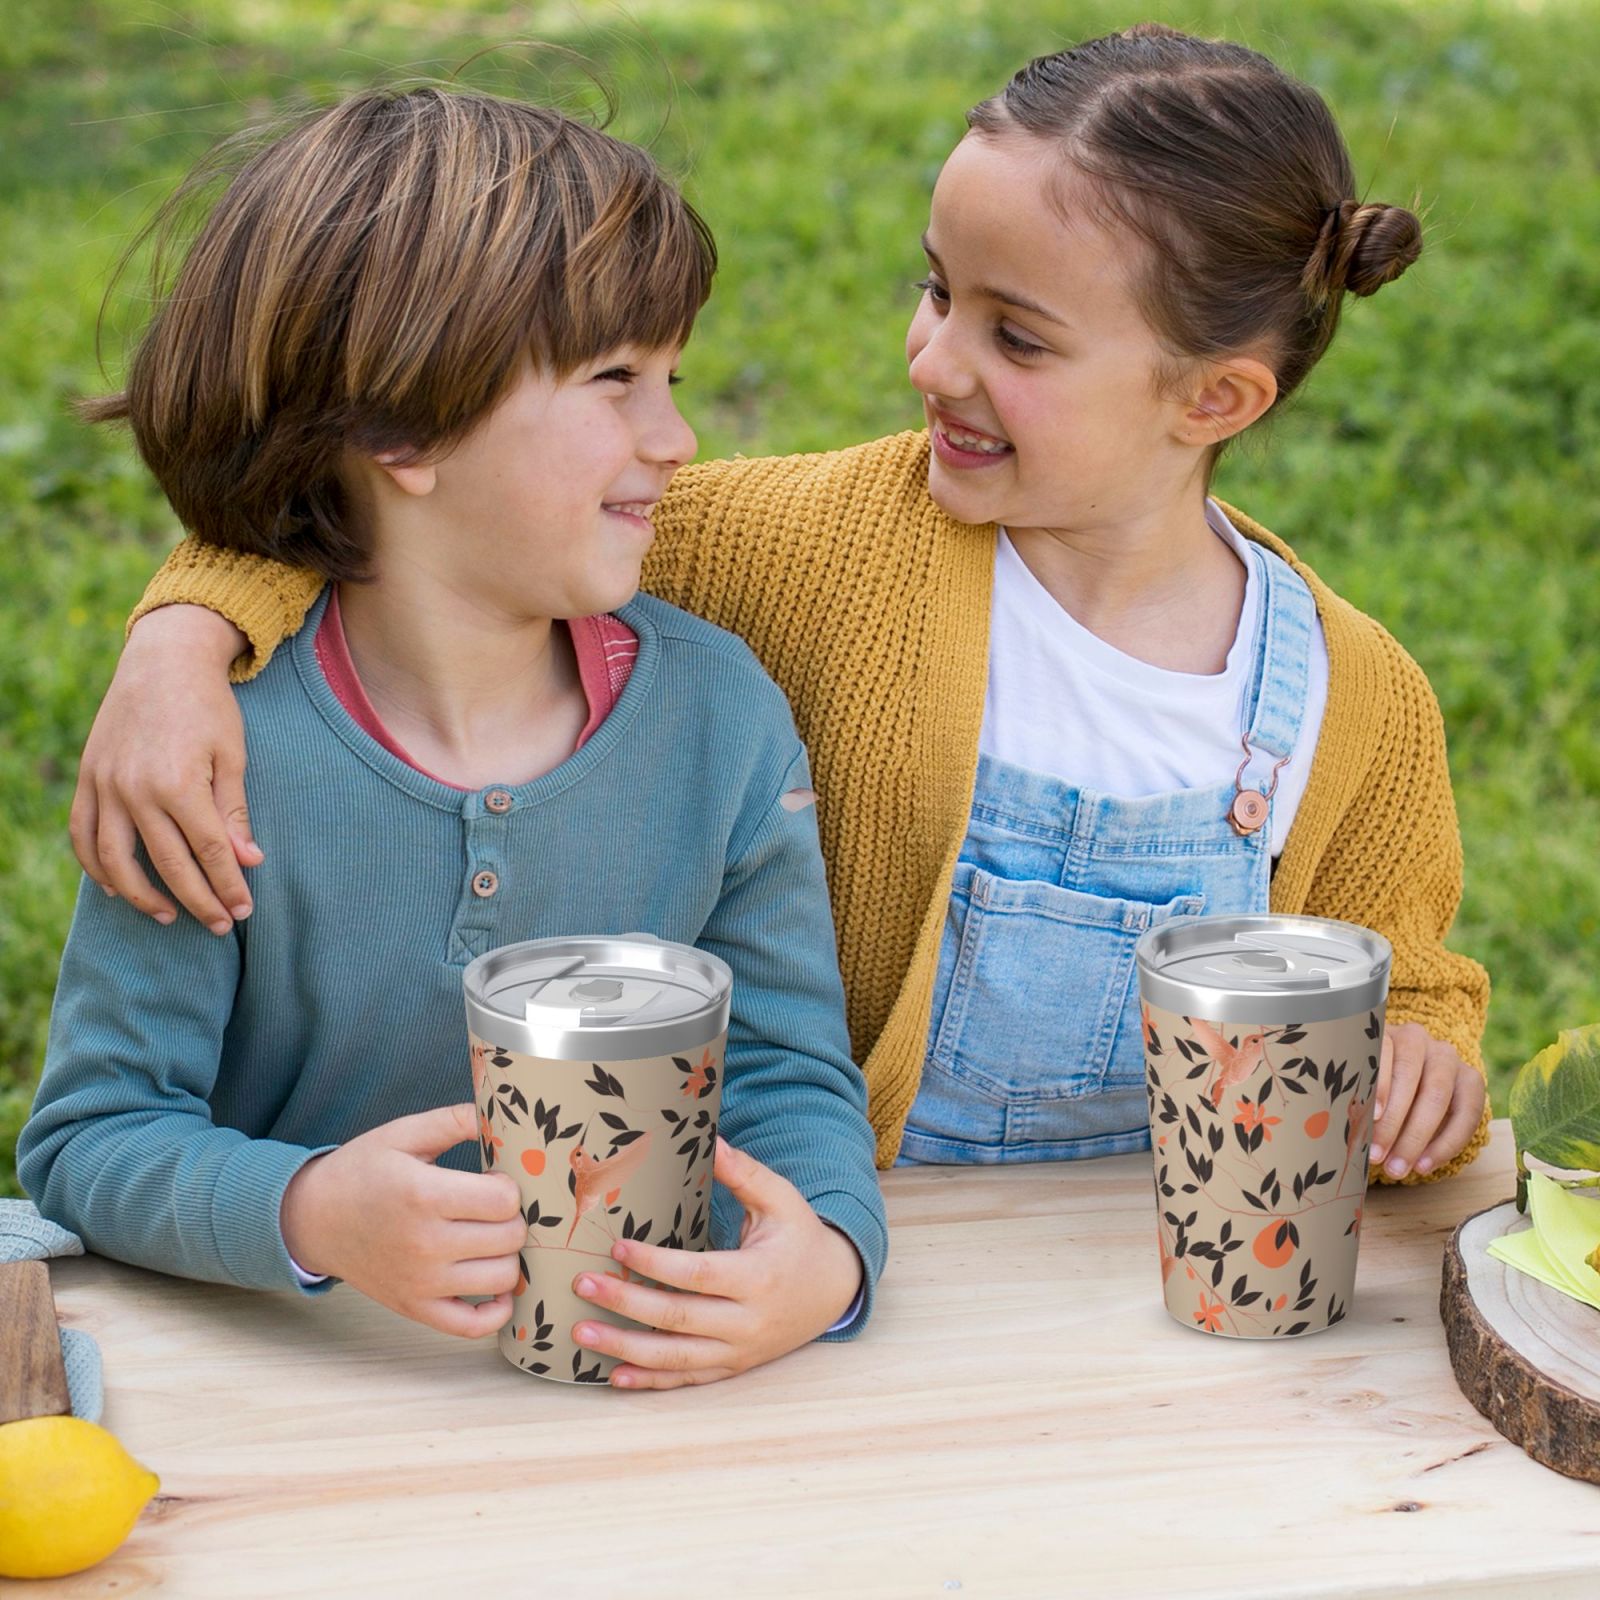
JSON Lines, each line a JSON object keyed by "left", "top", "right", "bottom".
{"left": 36, "top": 1122, "right": 1600, "bottom": 1599}
{"left": 0, "top": 1260, "right": 71, "bottom": 1424}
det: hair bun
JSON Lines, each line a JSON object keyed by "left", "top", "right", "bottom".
{"left": 1305, "top": 200, "right": 1422, "bottom": 300}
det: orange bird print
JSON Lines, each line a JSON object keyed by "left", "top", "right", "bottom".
{"left": 1187, "top": 1016, "right": 1269, "bottom": 1106}
{"left": 565, "top": 1126, "right": 655, "bottom": 1248}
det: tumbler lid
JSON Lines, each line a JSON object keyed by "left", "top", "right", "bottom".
{"left": 1136, "top": 914, "right": 1390, "bottom": 1023}
{"left": 464, "top": 935, "right": 731, "bottom": 1061}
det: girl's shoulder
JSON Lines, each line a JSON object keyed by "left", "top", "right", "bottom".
{"left": 1216, "top": 500, "right": 1440, "bottom": 718}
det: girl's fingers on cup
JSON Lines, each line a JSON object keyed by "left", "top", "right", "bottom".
{"left": 97, "top": 799, "right": 179, "bottom": 923}
{"left": 570, "top": 1316, "right": 732, "bottom": 1376}
{"left": 611, "top": 1238, "right": 743, "bottom": 1297}
{"left": 1373, "top": 1029, "right": 1395, "bottom": 1122}
{"left": 424, "top": 1292, "right": 514, "bottom": 1340}
{"left": 1369, "top": 1026, "right": 1425, "bottom": 1167}
{"left": 1414, "top": 1068, "right": 1487, "bottom": 1176}
{"left": 1379, "top": 1049, "right": 1459, "bottom": 1177}
{"left": 573, "top": 1269, "right": 738, "bottom": 1338}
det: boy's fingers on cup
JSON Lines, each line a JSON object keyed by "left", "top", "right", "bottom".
{"left": 570, "top": 1316, "right": 732, "bottom": 1376}
{"left": 428, "top": 1164, "right": 523, "bottom": 1224}
{"left": 424, "top": 1291, "right": 514, "bottom": 1340}
{"left": 573, "top": 1269, "right": 738, "bottom": 1338}
{"left": 608, "top": 1362, "right": 737, "bottom": 1391}
{"left": 382, "top": 1102, "right": 483, "bottom": 1163}
{"left": 444, "top": 1252, "right": 522, "bottom": 1300}
{"left": 139, "top": 807, "right": 236, "bottom": 932}
{"left": 711, "top": 1136, "right": 802, "bottom": 1217}
{"left": 96, "top": 801, "right": 179, "bottom": 923}
{"left": 610, "top": 1238, "right": 742, "bottom": 1297}
{"left": 450, "top": 1215, "right": 530, "bottom": 1259}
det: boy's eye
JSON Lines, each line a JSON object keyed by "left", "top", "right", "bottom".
{"left": 594, "top": 366, "right": 637, "bottom": 384}
{"left": 913, "top": 276, "right": 950, "bottom": 307}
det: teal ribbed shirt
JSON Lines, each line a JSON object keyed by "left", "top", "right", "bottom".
{"left": 20, "top": 590, "right": 885, "bottom": 1331}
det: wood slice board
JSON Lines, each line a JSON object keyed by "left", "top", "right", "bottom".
{"left": 1443, "top": 1200, "right": 1600, "bottom": 1484}
{"left": 0, "top": 1259, "right": 72, "bottom": 1424}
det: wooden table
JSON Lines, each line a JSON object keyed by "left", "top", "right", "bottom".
{"left": 39, "top": 1120, "right": 1600, "bottom": 1598}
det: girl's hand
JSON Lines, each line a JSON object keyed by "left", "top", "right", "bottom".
{"left": 569, "top": 1137, "right": 864, "bottom": 1389}
{"left": 1369, "top": 1021, "right": 1487, "bottom": 1181}
{"left": 280, "top": 1103, "right": 525, "bottom": 1339}
{"left": 70, "top": 605, "right": 258, "bottom": 933}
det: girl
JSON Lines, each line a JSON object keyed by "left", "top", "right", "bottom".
{"left": 21, "top": 87, "right": 885, "bottom": 1389}
{"left": 69, "top": 25, "right": 1489, "bottom": 1186}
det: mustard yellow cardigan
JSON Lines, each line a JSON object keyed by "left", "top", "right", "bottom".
{"left": 133, "top": 430, "right": 1491, "bottom": 1178}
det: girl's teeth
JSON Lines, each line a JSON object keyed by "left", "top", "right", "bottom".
{"left": 944, "top": 427, "right": 1010, "bottom": 454}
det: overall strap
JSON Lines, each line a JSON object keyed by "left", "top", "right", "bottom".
{"left": 1239, "top": 542, "right": 1316, "bottom": 773}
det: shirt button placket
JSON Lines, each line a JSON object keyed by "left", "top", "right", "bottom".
{"left": 450, "top": 788, "right": 513, "bottom": 964}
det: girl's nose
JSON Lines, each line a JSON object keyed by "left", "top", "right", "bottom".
{"left": 907, "top": 310, "right": 974, "bottom": 402}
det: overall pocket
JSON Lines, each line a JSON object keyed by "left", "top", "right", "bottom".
{"left": 929, "top": 863, "right": 1204, "bottom": 1110}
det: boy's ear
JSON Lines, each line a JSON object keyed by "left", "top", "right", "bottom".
{"left": 372, "top": 450, "right": 437, "bottom": 498}
{"left": 1180, "top": 357, "right": 1278, "bottom": 447}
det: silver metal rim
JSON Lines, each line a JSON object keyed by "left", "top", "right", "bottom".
{"left": 463, "top": 936, "right": 732, "bottom": 1062}
{"left": 1135, "top": 913, "right": 1392, "bottom": 1025}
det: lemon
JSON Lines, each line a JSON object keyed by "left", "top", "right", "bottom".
{"left": 0, "top": 1416, "right": 160, "bottom": 1579}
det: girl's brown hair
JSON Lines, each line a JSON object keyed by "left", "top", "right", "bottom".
{"left": 85, "top": 87, "right": 716, "bottom": 579}
{"left": 967, "top": 23, "right": 1420, "bottom": 423}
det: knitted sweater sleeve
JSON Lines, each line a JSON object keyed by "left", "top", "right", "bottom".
{"left": 130, "top": 539, "right": 324, "bottom": 683}
{"left": 1299, "top": 625, "right": 1492, "bottom": 1184}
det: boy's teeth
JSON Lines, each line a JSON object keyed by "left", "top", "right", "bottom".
{"left": 944, "top": 427, "right": 1010, "bottom": 454}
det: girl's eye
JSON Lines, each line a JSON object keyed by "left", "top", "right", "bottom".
{"left": 594, "top": 366, "right": 637, "bottom": 384}
{"left": 913, "top": 277, "right": 950, "bottom": 307}
{"left": 997, "top": 325, "right": 1045, "bottom": 358}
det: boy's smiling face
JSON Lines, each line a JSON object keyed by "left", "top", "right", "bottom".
{"left": 363, "top": 344, "right": 695, "bottom": 620}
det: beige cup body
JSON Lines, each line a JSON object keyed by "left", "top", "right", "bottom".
{"left": 471, "top": 1032, "right": 725, "bottom": 1382}
{"left": 1142, "top": 1002, "right": 1383, "bottom": 1338}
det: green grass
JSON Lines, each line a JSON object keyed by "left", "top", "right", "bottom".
{"left": 3, "top": 0, "right": 1597, "bottom": 1195}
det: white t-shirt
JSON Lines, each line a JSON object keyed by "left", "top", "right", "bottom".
{"left": 979, "top": 502, "right": 1329, "bottom": 857}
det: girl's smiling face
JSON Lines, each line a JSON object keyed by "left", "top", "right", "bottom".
{"left": 905, "top": 132, "right": 1211, "bottom": 537}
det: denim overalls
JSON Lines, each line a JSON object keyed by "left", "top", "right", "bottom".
{"left": 898, "top": 541, "right": 1316, "bottom": 1165}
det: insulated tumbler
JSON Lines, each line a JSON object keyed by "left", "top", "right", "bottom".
{"left": 463, "top": 934, "right": 731, "bottom": 1383}
{"left": 1135, "top": 914, "right": 1391, "bottom": 1339}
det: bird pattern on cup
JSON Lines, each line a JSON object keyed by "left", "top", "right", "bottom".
{"left": 471, "top": 1035, "right": 722, "bottom": 1382}
{"left": 1142, "top": 1003, "right": 1383, "bottom": 1338}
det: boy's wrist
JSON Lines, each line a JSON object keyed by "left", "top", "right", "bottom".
{"left": 279, "top": 1152, "right": 338, "bottom": 1278}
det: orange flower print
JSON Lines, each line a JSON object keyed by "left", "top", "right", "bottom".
{"left": 1232, "top": 1098, "right": 1281, "bottom": 1141}
{"left": 477, "top": 1108, "right": 503, "bottom": 1160}
{"left": 680, "top": 1048, "right": 716, "bottom": 1099}
{"left": 1195, "top": 1294, "right": 1226, "bottom": 1334}
{"left": 1141, "top": 1001, "right": 1159, "bottom": 1053}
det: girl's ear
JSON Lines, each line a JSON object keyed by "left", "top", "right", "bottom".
{"left": 1181, "top": 357, "right": 1278, "bottom": 447}
{"left": 372, "top": 451, "right": 437, "bottom": 498}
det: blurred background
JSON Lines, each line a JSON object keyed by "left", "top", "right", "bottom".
{"left": 2, "top": 0, "right": 1597, "bottom": 1192}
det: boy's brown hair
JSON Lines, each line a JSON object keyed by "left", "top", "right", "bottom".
{"left": 85, "top": 87, "right": 717, "bottom": 579}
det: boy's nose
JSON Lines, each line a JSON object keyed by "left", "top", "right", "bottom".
{"left": 643, "top": 396, "right": 697, "bottom": 468}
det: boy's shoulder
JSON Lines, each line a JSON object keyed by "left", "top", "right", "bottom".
{"left": 623, "top": 591, "right": 788, "bottom": 701}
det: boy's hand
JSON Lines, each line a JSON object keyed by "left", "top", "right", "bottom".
{"left": 1369, "top": 1021, "right": 1487, "bottom": 1180}
{"left": 570, "top": 1137, "right": 864, "bottom": 1389}
{"left": 280, "top": 1103, "right": 525, "bottom": 1339}
{"left": 70, "top": 604, "right": 257, "bottom": 934}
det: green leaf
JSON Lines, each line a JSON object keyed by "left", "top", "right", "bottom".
{"left": 1509, "top": 1024, "right": 1600, "bottom": 1174}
